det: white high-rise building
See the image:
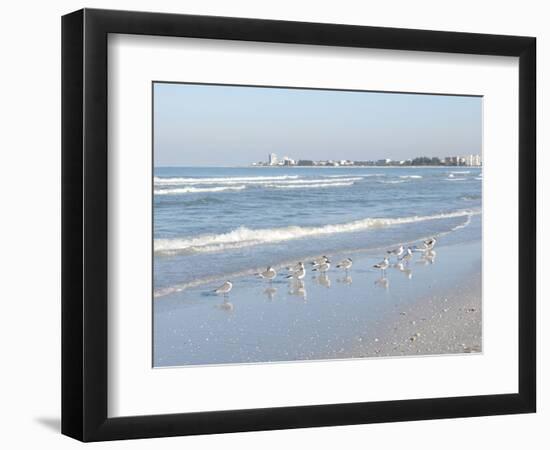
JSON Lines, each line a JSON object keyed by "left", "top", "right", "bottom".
{"left": 464, "top": 154, "right": 482, "bottom": 166}
{"left": 268, "top": 153, "right": 278, "bottom": 165}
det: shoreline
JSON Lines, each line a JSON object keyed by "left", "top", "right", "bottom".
{"left": 157, "top": 165, "right": 482, "bottom": 169}
{"left": 154, "top": 237, "right": 482, "bottom": 367}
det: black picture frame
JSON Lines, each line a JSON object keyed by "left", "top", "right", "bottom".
{"left": 62, "top": 8, "right": 536, "bottom": 442}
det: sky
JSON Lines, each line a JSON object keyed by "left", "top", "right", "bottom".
{"left": 153, "top": 82, "right": 482, "bottom": 167}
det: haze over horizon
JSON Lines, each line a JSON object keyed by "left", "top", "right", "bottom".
{"left": 154, "top": 82, "right": 482, "bottom": 167}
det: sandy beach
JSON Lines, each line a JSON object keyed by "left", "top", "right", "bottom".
{"left": 154, "top": 221, "right": 482, "bottom": 367}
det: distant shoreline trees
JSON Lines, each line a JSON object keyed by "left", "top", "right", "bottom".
{"left": 254, "top": 155, "right": 480, "bottom": 167}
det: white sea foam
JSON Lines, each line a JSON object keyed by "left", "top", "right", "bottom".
{"left": 451, "top": 214, "right": 472, "bottom": 231}
{"left": 378, "top": 179, "right": 407, "bottom": 184}
{"left": 327, "top": 174, "right": 365, "bottom": 178}
{"left": 264, "top": 182, "right": 355, "bottom": 189}
{"left": 154, "top": 175, "right": 299, "bottom": 185}
{"left": 450, "top": 171, "right": 471, "bottom": 174}
{"left": 262, "top": 177, "right": 361, "bottom": 185}
{"left": 155, "top": 209, "right": 480, "bottom": 255}
{"left": 399, "top": 175, "right": 423, "bottom": 179}
{"left": 155, "top": 185, "right": 246, "bottom": 195}
{"left": 446, "top": 177, "right": 468, "bottom": 181}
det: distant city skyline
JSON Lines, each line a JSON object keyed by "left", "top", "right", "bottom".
{"left": 154, "top": 83, "right": 482, "bottom": 167}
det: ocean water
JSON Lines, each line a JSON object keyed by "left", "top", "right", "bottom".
{"left": 154, "top": 166, "right": 482, "bottom": 298}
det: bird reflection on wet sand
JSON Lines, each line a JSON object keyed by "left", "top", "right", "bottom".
{"left": 394, "top": 262, "right": 413, "bottom": 279}
{"left": 288, "top": 279, "right": 307, "bottom": 301}
{"left": 337, "top": 275, "right": 353, "bottom": 285}
{"left": 375, "top": 276, "right": 390, "bottom": 289}
{"left": 313, "top": 273, "right": 331, "bottom": 288}
{"left": 263, "top": 286, "right": 277, "bottom": 301}
{"left": 417, "top": 249, "right": 437, "bottom": 265}
{"left": 216, "top": 298, "right": 234, "bottom": 313}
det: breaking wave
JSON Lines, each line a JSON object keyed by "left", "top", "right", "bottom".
{"left": 155, "top": 185, "right": 246, "bottom": 195}
{"left": 264, "top": 182, "right": 355, "bottom": 189}
{"left": 378, "top": 179, "right": 407, "bottom": 184}
{"left": 399, "top": 175, "right": 423, "bottom": 179}
{"left": 155, "top": 209, "right": 480, "bottom": 256}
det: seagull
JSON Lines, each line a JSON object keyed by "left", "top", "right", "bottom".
{"left": 312, "top": 260, "right": 331, "bottom": 273}
{"left": 310, "top": 256, "right": 329, "bottom": 266}
{"left": 399, "top": 247, "right": 413, "bottom": 264}
{"left": 336, "top": 258, "right": 353, "bottom": 272}
{"left": 214, "top": 281, "right": 232, "bottom": 297}
{"left": 387, "top": 245, "right": 404, "bottom": 258}
{"left": 412, "top": 238, "right": 437, "bottom": 253}
{"left": 373, "top": 257, "right": 389, "bottom": 275}
{"left": 258, "top": 266, "right": 277, "bottom": 282}
{"left": 287, "top": 264, "right": 306, "bottom": 280}
{"left": 423, "top": 237, "right": 437, "bottom": 250}
{"left": 287, "top": 261, "right": 305, "bottom": 272}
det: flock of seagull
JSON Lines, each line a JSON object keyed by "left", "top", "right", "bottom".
{"left": 213, "top": 237, "right": 438, "bottom": 297}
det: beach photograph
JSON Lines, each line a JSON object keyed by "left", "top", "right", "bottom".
{"left": 153, "top": 82, "right": 482, "bottom": 368}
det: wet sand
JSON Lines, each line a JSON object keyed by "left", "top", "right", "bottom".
{"left": 345, "top": 271, "right": 481, "bottom": 359}
{"left": 154, "top": 233, "right": 482, "bottom": 367}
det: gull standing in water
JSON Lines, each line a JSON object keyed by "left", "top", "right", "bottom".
{"left": 387, "top": 245, "right": 404, "bottom": 259}
{"left": 423, "top": 237, "right": 437, "bottom": 250}
{"left": 336, "top": 258, "right": 353, "bottom": 273}
{"left": 373, "top": 257, "right": 389, "bottom": 275}
{"left": 286, "top": 263, "right": 306, "bottom": 280}
{"left": 214, "top": 281, "right": 232, "bottom": 297}
{"left": 312, "top": 260, "right": 331, "bottom": 273}
{"left": 412, "top": 238, "right": 437, "bottom": 253}
{"left": 310, "top": 256, "right": 329, "bottom": 267}
{"left": 399, "top": 247, "right": 413, "bottom": 264}
{"left": 287, "top": 261, "right": 304, "bottom": 272}
{"left": 258, "top": 266, "right": 277, "bottom": 283}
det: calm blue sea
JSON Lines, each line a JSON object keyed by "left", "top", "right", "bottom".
{"left": 153, "top": 166, "right": 482, "bottom": 298}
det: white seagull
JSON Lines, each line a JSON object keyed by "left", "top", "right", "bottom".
{"left": 312, "top": 260, "right": 331, "bottom": 273}
{"left": 387, "top": 245, "right": 404, "bottom": 258}
{"left": 399, "top": 247, "right": 413, "bottom": 263}
{"left": 287, "top": 264, "right": 306, "bottom": 280}
{"left": 214, "top": 281, "right": 233, "bottom": 296}
{"left": 423, "top": 237, "right": 437, "bottom": 250}
{"left": 258, "top": 266, "right": 277, "bottom": 282}
{"left": 287, "top": 261, "right": 305, "bottom": 272}
{"left": 373, "top": 257, "right": 390, "bottom": 274}
{"left": 310, "top": 255, "right": 329, "bottom": 266}
{"left": 336, "top": 258, "right": 353, "bottom": 272}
